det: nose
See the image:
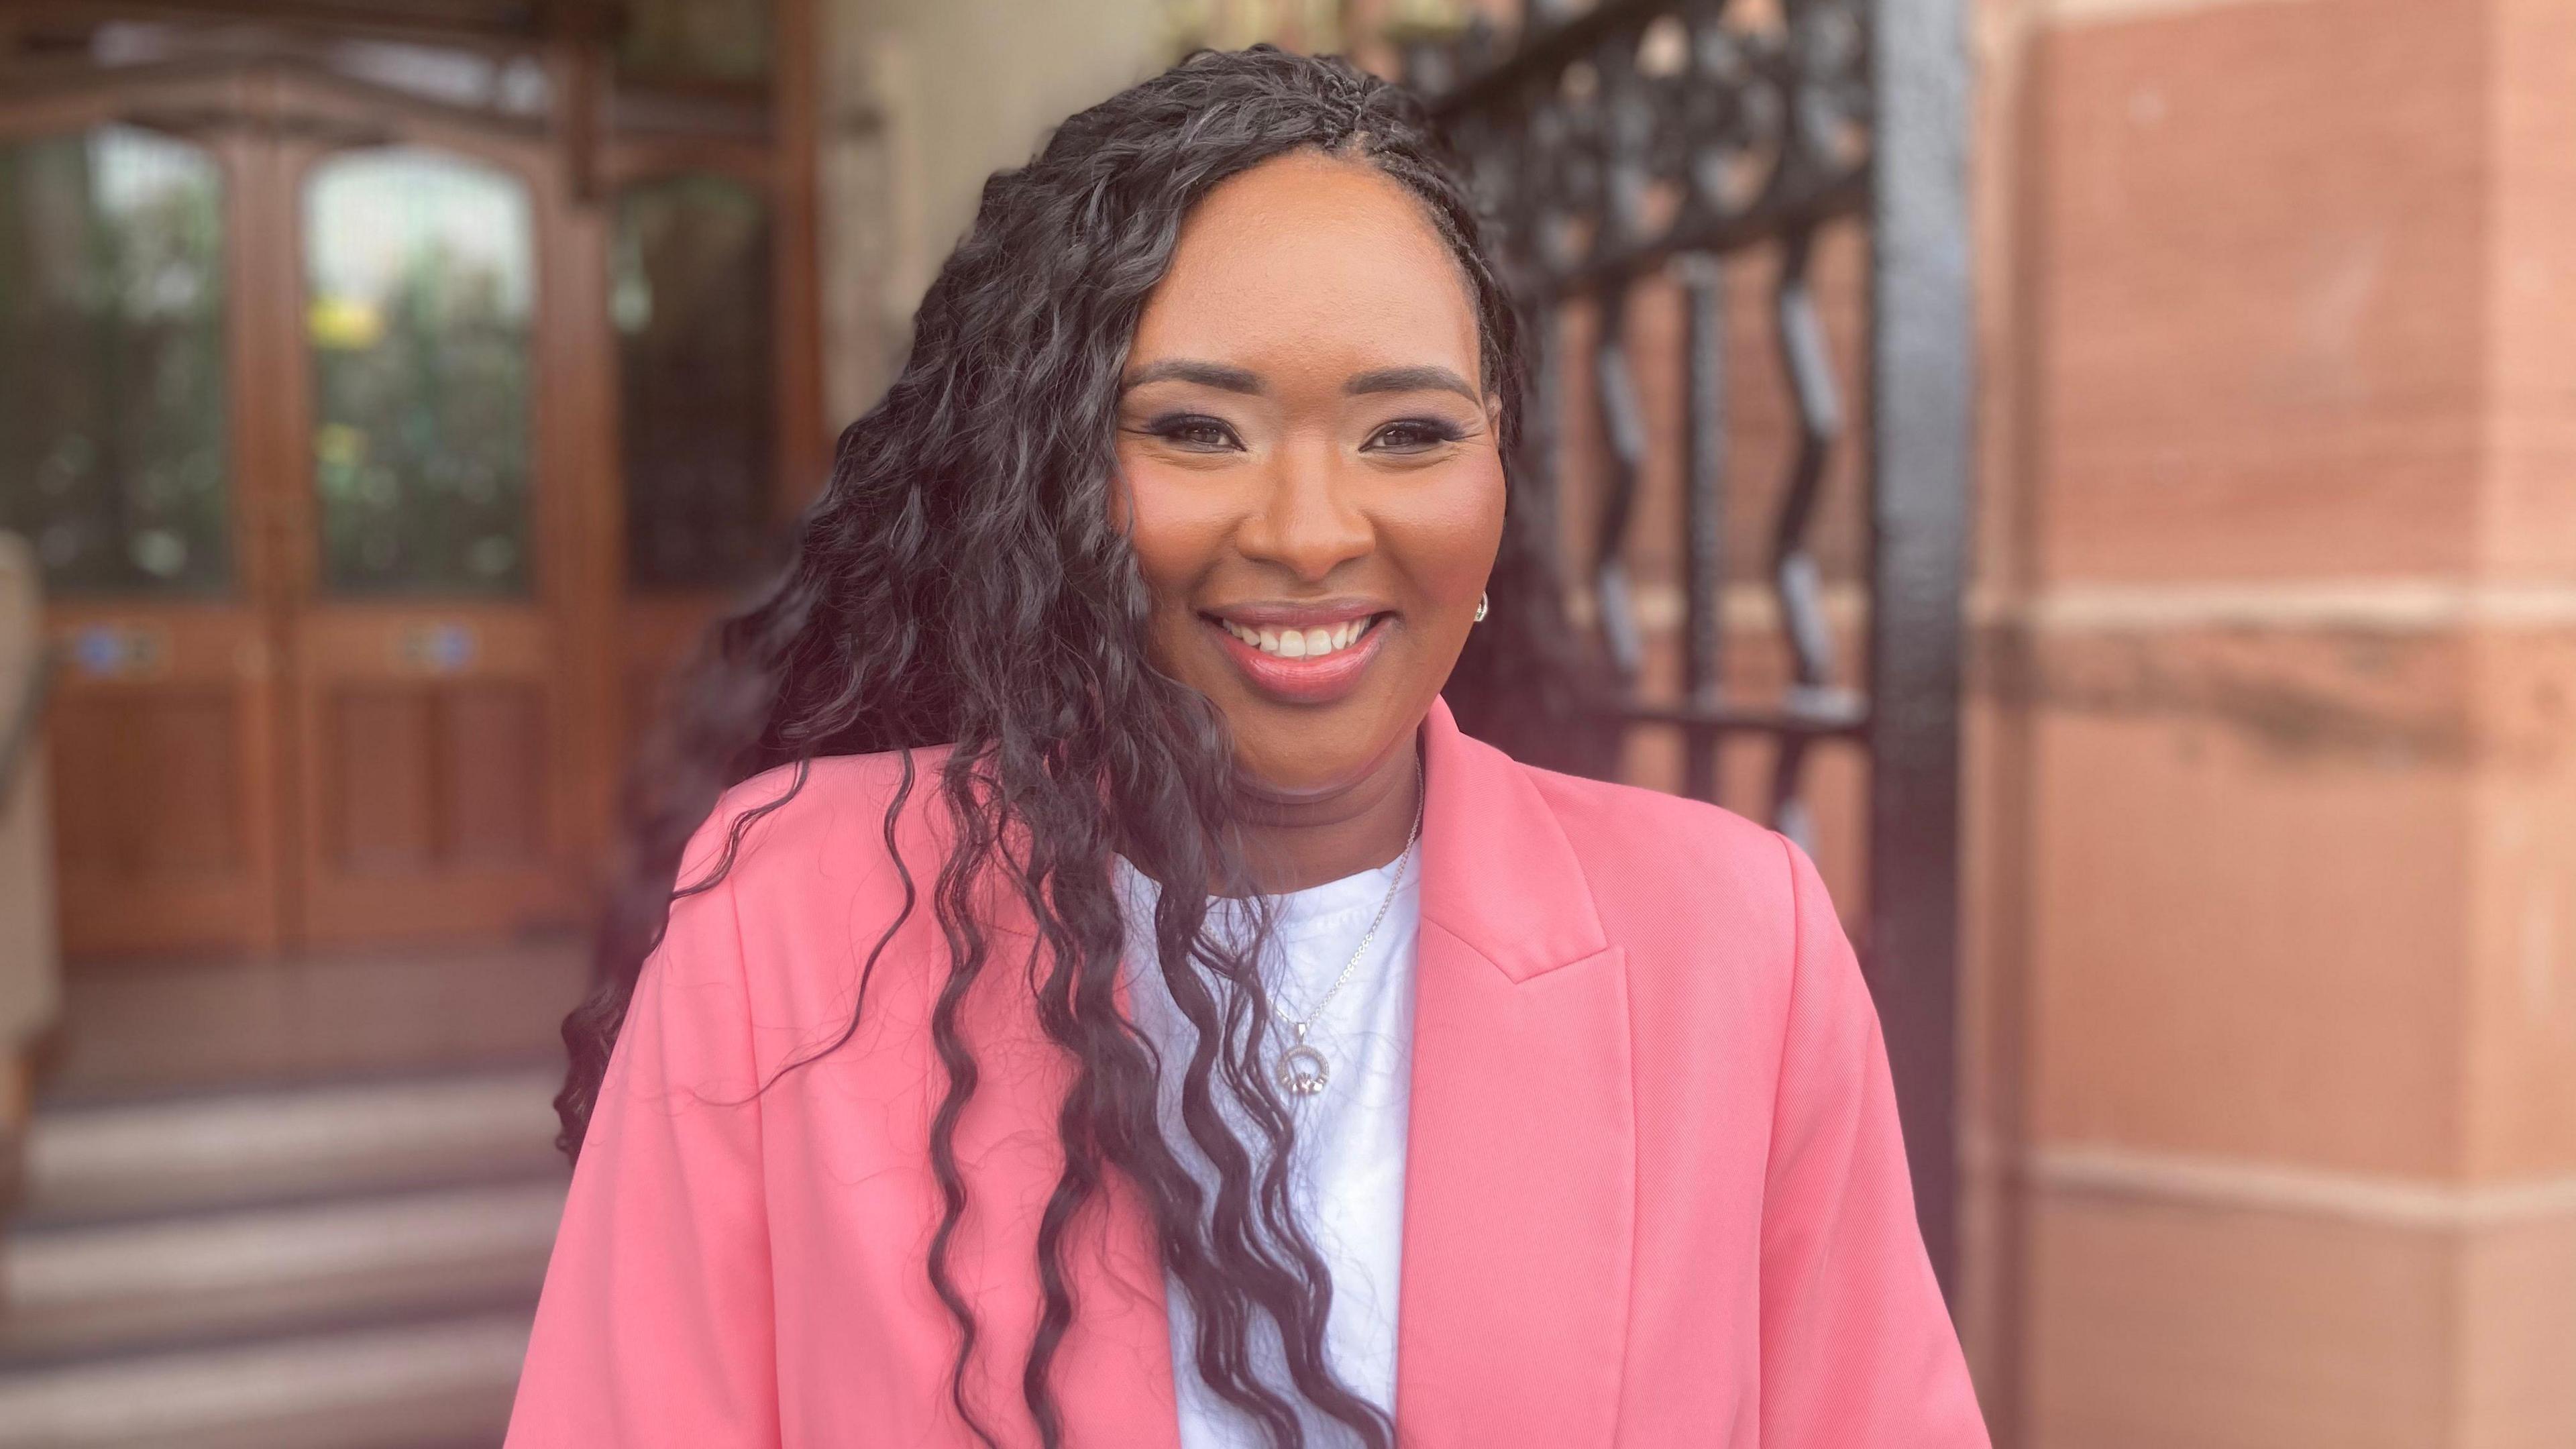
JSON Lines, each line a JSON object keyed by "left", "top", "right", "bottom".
{"left": 1234, "top": 439, "right": 1372, "bottom": 584}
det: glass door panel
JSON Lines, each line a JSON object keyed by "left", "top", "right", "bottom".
{"left": 0, "top": 125, "right": 229, "bottom": 597}
{"left": 614, "top": 172, "right": 773, "bottom": 592}
{"left": 610, "top": 172, "right": 780, "bottom": 764}
{"left": 303, "top": 148, "right": 534, "bottom": 598}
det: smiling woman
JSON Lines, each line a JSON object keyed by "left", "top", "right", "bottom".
{"left": 507, "top": 46, "right": 1985, "bottom": 1449}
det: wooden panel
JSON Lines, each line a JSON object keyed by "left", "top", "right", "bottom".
{"left": 321, "top": 684, "right": 543, "bottom": 876}
{"left": 129, "top": 696, "right": 246, "bottom": 871}
{"left": 47, "top": 702, "right": 125, "bottom": 883}
{"left": 52, "top": 692, "right": 242, "bottom": 875}
{"left": 45, "top": 604, "right": 282, "bottom": 958}
{"left": 443, "top": 684, "right": 543, "bottom": 867}
{"left": 292, "top": 608, "right": 570, "bottom": 945}
{"left": 329, "top": 688, "right": 436, "bottom": 875}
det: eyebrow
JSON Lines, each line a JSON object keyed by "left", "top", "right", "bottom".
{"left": 1117, "top": 359, "right": 1481, "bottom": 402}
{"left": 1344, "top": 365, "right": 1479, "bottom": 402}
{"left": 1120, "top": 360, "right": 1263, "bottom": 394}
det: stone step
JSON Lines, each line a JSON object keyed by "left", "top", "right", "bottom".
{"left": 0, "top": 1309, "right": 532, "bottom": 1449}
{"left": 2, "top": 1179, "right": 565, "bottom": 1362}
{"left": 19, "top": 1065, "right": 565, "bottom": 1224}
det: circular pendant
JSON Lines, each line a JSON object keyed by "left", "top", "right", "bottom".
{"left": 1275, "top": 1043, "right": 1330, "bottom": 1098}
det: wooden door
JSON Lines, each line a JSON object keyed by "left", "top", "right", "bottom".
{"left": 2, "top": 70, "right": 614, "bottom": 957}
{"left": 266, "top": 87, "right": 600, "bottom": 947}
{"left": 1, "top": 81, "right": 290, "bottom": 957}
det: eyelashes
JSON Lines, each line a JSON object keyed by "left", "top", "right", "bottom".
{"left": 1130, "top": 412, "right": 1469, "bottom": 454}
{"left": 1139, "top": 413, "right": 1240, "bottom": 451}
{"left": 1366, "top": 419, "right": 1466, "bottom": 452}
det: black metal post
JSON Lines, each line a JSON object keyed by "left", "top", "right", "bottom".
{"left": 1864, "top": 0, "right": 1974, "bottom": 1299}
{"left": 1678, "top": 254, "right": 1726, "bottom": 805}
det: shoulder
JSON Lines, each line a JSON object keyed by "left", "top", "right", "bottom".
{"left": 674, "top": 745, "right": 958, "bottom": 902}
{"left": 1515, "top": 759, "right": 1794, "bottom": 894}
{"left": 648, "top": 746, "right": 963, "bottom": 1034}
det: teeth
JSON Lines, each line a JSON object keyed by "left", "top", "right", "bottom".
{"left": 1222, "top": 616, "right": 1375, "bottom": 661}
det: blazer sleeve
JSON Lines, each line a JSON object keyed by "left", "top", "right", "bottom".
{"left": 1759, "top": 836, "right": 1990, "bottom": 1447}
{"left": 506, "top": 863, "right": 782, "bottom": 1448}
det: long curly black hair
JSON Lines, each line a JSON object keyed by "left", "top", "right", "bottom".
{"left": 557, "top": 45, "right": 1603, "bottom": 1449}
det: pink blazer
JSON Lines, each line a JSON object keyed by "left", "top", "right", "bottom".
{"left": 506, "top": 698, "right": 1988, "bottom": 1447}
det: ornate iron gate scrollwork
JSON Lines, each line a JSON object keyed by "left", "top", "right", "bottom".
{"left": 1403, "top": 0, "right": 1972, "bottom": 1295}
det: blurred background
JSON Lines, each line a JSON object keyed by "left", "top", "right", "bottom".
{"left": 0, "top": 0, "right": 2568, "bottom": 1446}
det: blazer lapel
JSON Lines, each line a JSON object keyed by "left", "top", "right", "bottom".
{"left": 1396, "top": 699, "right": 1636, "bottom": 1443}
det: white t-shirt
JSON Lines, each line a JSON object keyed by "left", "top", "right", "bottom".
{"left": 1113, "top": 851, "right": 1421, "bottom": 1448}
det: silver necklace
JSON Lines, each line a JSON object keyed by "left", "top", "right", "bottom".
{"left": 1267, "top": 795, "right": 1423, "bottom": 1101}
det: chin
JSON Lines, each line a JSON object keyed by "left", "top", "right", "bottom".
{"left": 1230, "top": 755, "right": 1359, "bottom": 804}
{"left": 1224, "top": 707, "right": 1409, "bottom": 803}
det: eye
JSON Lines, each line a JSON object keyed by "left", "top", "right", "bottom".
{"left": 1140, "top": 413, "right": 1243, "bottom": 452}
{"left": 1364, "top": 417, "right": 1466, "bottom": 453}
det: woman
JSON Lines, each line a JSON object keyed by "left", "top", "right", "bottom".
{"left": 508, "top": 46, "right": 1986, "bottom": 1449}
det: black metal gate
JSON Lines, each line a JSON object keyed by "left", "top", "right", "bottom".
{"left": 1403, "top": 0, "right": 1972, "bottom": 1295}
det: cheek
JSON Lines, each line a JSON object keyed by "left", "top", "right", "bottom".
{"left": 1115, "top": 454, "right": 1234, "bottom": 669}
{"left": 1395, "top": 454, "right": 1509, "bottom": 606}
{"left": 1115, "top": 453, "right": 1195, "bottom": 594}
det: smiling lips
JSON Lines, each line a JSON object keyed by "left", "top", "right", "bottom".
{"left": 1218, "top": 614, "right": 1378, "bottom": 660}
{"left": 1204, "top": 609, "right": 1389, "bottom": 704}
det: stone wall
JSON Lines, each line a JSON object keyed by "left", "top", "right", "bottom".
{"left": 1964, "top": 1, "right": 2576, "bottom": 1443}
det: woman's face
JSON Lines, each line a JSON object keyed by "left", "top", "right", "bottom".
{"left": 1116, "top": 151, "right": 1505, "bottom": 803}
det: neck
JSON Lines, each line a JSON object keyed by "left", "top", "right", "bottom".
{"left": 1230, "top": 729, "right": 1424, "bottom": 895}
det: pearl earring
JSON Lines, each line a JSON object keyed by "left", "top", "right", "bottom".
{"left": 1473, "top": 592, "right": 1489, "bottom": 623}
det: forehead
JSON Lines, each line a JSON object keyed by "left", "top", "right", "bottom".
{"left": 1130, "top": 150, "right": 1481, "bottom": 371}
